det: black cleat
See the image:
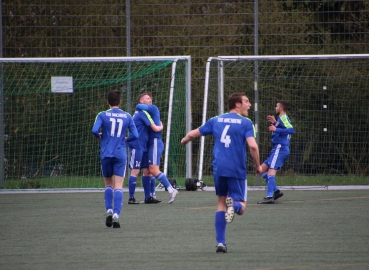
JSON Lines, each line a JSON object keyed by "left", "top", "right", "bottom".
{"left": 257, "top": 197, "right": 275, "bottom": 204}
{"left": 152, "top": 196, "right": 162, "bottom": 203}
{"left": 112, "top": 220, "right": 120, "bottom": 228}
{"left": 273, "top": 190, "right": 284, "bottom": 201}
{"left": 144, "top": 196, "right": 161, "bottom": 204}
{"left": 216, "top": 243, "right": 227, "bottom": 253}
{"left": 128, "top": 197, "right": 139, "bottom": 204}
{"left": 106, "top": 214, "right": 113, "bottom": 227}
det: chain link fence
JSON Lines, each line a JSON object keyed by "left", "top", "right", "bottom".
{"left": 2, "top": 1, "right": 369, "bottom": 185}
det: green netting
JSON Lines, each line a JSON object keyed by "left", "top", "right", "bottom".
{"left": 1, "top": 58, "right": 189, "bottom": 189}
{"left": 200, "top": 56, "right": 369, "bottom": 185}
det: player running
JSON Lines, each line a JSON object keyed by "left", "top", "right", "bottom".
{"left": 181, "top": 92, "right": 262, "bottom": 253}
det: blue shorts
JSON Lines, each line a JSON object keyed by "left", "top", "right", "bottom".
{"left": 101, "top": 157, "right": 126, "bottom": 178}
{"left": 129, "top": 148, "right": 149, "bottom": 170}
{"left": 213, "top": 175, "right": 247, "bottom": 202}
{"left": 263, "top": 144, "right": 290, "bottom": 170}
{"left": 148, "top": 138, "right": 164, "bottom": 166}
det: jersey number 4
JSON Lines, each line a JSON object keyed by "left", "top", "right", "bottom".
{"left": 220, "top": 125, "right": 231, "bottom": 147}
{"left": 110, "top": 118, "right": 123, "bottom": 137}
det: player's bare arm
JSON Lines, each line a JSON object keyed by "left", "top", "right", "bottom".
{"left": 181, "top": 129, "right": 201, "bottom": 145}
{"left": 246, "top": 136, "right": 262, "bottom": 174}
{"left": 268, "top": 125, "right": 277, "bottom": 132}
{"left": 267, "top": 115, "right": 275, "bottom": 123}
{"left": 267, "top": 115, "right": 279, "bottom": 127}
{"left": 150, "top": 121, "right": 163, "bottom": 132}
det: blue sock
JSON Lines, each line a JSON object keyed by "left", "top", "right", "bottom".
{"left": 267, "top": 175, "right": 276, "bottom": 197}
{"left": 150, "top": 176, "right": 156, "bottom": 196}
{"left": 274, "top": 182, "right": 279, "bottom": 192}
{"left": 128, "top": 176, "right": 137, "bottom": 198}
{"left": 113, "top": 189, "right": 123, "bottom": 215}
{"left": 234, "top": 201, "right": 242, "bottom": 214}
{"left": 104, "top": 186, "right": 113, "bottom": 210}
{"left": 156, "top": 172, "right": 171, "bottom": 190}
{"left": 215, "top": 211, "right": 227, "bottom": 244}
{"left": 261, "top": 172, "right": 268, "bottom": 183}
{"left": 142, "top": 176, "right": 151, "bottom": 200}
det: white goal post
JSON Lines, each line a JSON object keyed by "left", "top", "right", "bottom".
{"left": 198, "top": 54, "right": 369, "bottom": 185}
{"left": 0, "top": 56, "right": 192, "bottom": 188}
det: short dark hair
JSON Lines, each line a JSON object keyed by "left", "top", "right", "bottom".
{"left": 137, "top": 92, "right": 152, "bottom": 103}
{"left": 278, "top": 100, "right": 290, "bottom": 111}
{"left": 228, "top": 92, "right": 246, "bottom": 110}
{"left": 107, "top": 90, "right": 121, "bottom": 106}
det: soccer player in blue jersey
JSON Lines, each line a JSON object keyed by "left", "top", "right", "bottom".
{"left": 257, "top": 100, "right": 295, "bottom": 204}
{"left": 127, "top": 93, "right": 163, "bottom": 204}
{"left": 135, "top": 93, "right": 179, "bottom": 204}
{"left": 92, "top": 90, "right": 138, "bottom": 228}
{"left": 181, "top": 92, "right": 262, "bottom": 253}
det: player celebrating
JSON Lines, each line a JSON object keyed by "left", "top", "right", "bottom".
{"left": 127, "top": 93, "right": 163, "bottom": 204}
{"left": 135, "top": 93, "right": 179, "bottom": 204}
{"left": 181, "top": 92, "right": 262, "bottom": 253}
{"left": 257, "top": 100, "right": 295, "bottom": 204}
{"left": 92, "top": 90, "right": 138, "bottom": 228}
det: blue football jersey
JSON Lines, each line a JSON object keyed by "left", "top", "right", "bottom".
{"left": 271, "top": 114, "right": 295, "bottom": 146}
{"left": 135, "top": 104, "right": 162, "bottom": 139}
{"left": 128, "top": 110, "right": 154, "bottom": 151}
{"left": 92, "top": 108, "right": 138, "bottom": 160}
{"left": 199, "top": 112, "right": 256, "bottom": 179}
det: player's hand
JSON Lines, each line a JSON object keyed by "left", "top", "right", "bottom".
{"left": 267, "top": 115, "right": 276, "bottom": 123}
{"left": 268, "top": 125, "right": 276, "bottom": 132}
{"left": 256, "top": 165, "right": 262, "bottom": 174}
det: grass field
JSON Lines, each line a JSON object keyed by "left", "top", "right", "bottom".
{"left": 2, "top": 174, "right": 369, "bottom": 189}
{"left": 1, "top": 189, "right": 369, "bottom": 270}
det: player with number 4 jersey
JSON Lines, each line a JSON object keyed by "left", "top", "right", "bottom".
{"left": 181, "top": 92, "right": 262, "bottom": 253}
{"left": 200, "top": 114, "right": 255, "bottom": 179}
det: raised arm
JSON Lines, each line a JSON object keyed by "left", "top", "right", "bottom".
{"left": 136, "top": 104, "right": 150, "bottom": 112}
{"left": 275, "top": 126, "right": 295, "bottom": 134}
{"left": 150, "top": 121, "right": 163, "bottom": 132}
{"left": 140, "top": 110, "right": 162, "bottom": 132}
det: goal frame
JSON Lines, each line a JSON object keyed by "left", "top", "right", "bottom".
{"left": 0, "top": 56, "right": 192, "bottom": 188}
{"left": 199, "top": 54, "right": 369, "bottom": 183}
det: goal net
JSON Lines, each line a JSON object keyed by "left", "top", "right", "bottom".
{"left": 198, "top": 54, "right": 369, "bottom": 186}
{"left": 0, "top": 56, "right": 191, "bottom": 189}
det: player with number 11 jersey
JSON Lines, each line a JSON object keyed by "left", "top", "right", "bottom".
{"left": 92, "top": 108, "right": 138, "bottom": 161}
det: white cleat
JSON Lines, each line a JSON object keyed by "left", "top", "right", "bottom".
{"left": 168, "top": 189, "right": 179, "bottom": 204}
{"left": 225, "top": 197, "right": 235, "bottom": 223}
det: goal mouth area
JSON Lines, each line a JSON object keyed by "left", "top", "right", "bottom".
{"left": 198, "top": 54, "right": 369, "bottom": 185}
{"left": 0, "top": 56, "right": 192, "bottom": 189}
